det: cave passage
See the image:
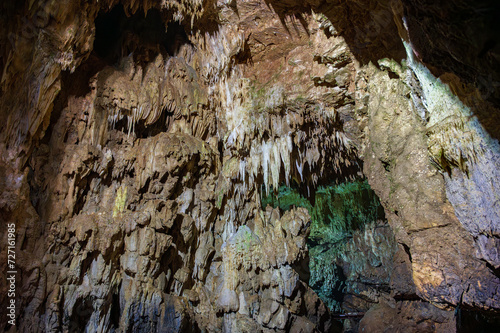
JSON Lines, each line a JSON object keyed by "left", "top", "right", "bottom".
{"left": 261, "top": 180, "right": 387, "bottom": 313}
{"left": 93, "top": 4, "right": 190, "bottom": 66}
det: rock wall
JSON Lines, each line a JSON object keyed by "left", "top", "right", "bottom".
{"left": 1, "top": 0, "right": 499, "bottom": 332}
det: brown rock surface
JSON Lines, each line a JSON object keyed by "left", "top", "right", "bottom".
{"left": 1, "top": 0, "right": 499, "bottom": 332}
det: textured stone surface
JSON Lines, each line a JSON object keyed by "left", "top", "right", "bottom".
{"left": 1, "top": 0, "right": 500, "bottom": 332}
{"left": 357, "top": 62, "right": 500, "bottom": 310}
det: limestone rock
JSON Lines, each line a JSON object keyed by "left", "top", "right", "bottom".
{"left": 1, "top": 0, "right": 499, "bottom": 332}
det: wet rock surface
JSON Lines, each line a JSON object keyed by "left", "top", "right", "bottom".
{"left": 0, "top": 0, "right": 499, "bottom": 332}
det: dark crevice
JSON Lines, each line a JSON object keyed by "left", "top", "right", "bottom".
{"left": 380, "top": 160, "right": 390, "bottom": 172}
{"left": 42, "top": 53, "right": 108, "bottom": 146}
{"left": 402, "top": 242, "right": 412, "bottom": 262}
{"left": 109, "top": 292, "right": 121, "bottom": 329}
{"left": 161, "top": 245, "right": 184, "bottom": 292}
{"left": 387, "top": 71, "right": 400, "bottom": 79}
{"left": 456, "top": 305, "right": 500, "bottom": 333}
{"left": 111, "top": 109, "right": 173, "bottom": 139}
{"left": 484, "top": 261, "right": 500, "bottom": 279}
{"left": 68, "top": 296, "right": 94, "bottom": 332}
{"left": 71, "top": 173, "right": 93, "bottom": 217}
{"left": 94, "top": 5, "right": 167, "bottom": 65}
{"left": 234, "top": 38, "right": 253, "bottom": 65}
{"left": 94, "top": 4, "right": 193, "bottom": 68}
{"left": 164, "top": 21, "right": 193, "bottom": 56}
{"left": 79, "top": 251, "right": 99, "bottom": 285}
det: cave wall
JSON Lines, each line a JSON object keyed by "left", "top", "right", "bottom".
{"left": 0, "top": 0, "right": 499, "bottom": 332}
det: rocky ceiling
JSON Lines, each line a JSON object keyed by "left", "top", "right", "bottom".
{"left": 0, "top": 0, "right": 499, "bottom": 332}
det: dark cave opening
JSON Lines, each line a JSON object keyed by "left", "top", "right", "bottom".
{"left": 261, "top": 179, "right": 390, "bottom": 320}
{"left": 456, "top": 306, "right": 500, "bottom": 333}
{"left": 93, "top": 4, "right": 169, "bottom": 65}
{"left": 109, "top": 292, "right": 121, "bottom": 329}
{"left": 93, "top": 4, "right": 192, "bottom": 66}
{"left": 41, "top": 4, "right": 194, "bottom": 149}
{"left": 111, "top": 109, "right": 175, "bottom": 139}
{"left": 68, "top": 297, "right": 94, "bottom": 331}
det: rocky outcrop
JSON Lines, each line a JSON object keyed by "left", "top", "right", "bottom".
{"left": 1, "top": 0, "right": 499, "bottom": 332}
{"left": 0, "top": 1, "right": 344, "bottom": 331}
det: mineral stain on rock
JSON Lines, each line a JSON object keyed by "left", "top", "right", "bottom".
{"left": 1, "top": 0, "right": 500, "bottom": 332}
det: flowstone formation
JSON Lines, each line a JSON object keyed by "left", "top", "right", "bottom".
{"left": 1, "top": 0, "right": 499, "bottom": 332}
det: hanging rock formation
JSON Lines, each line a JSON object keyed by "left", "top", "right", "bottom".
{"left": 0, "top": 0, "right": 499, "bottom": 332}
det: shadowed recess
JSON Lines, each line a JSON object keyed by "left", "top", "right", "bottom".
{"left": 262, "top": 180, "right": 389, "bottom": 314}
{"left": 262, "top": 0, "right": 500, "bottom": 140}
{"left": 263, "top": 0, "right": 406, "bottom": 65}
{"left": 93, "top": 4, "right": 191, "bottom": 66}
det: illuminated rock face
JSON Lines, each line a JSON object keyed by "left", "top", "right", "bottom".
{"left": 0, "top": 0, "right": 499, "bottom": 332}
